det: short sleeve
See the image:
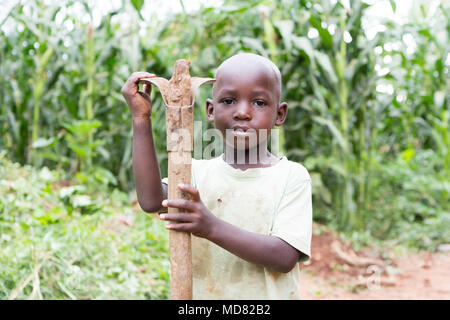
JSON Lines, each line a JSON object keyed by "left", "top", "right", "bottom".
{"left": 160, "top": 158, "right": 196, "bottom": 190}
{"left": 269, "top": 171, "right": 312, "bottom": 262}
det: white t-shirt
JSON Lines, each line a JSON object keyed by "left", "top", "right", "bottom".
{"left": 161, "top": 154, "right": 312, "bottom": 299}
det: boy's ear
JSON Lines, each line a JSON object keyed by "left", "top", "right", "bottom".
{"left": 206, "top": 98, "right": 214, "bottom": 123}
{"left": 275, "top": 102, "right": 288, "bottom": 126}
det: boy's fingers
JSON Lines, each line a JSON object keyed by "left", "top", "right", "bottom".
{"left": 177, "top": 184, "right": 201, "bottom": 202}
{"left": 138, "top": 90, "right": 151, "bottom": 104}
{"left": 131, "top": 72, "right": 156, "bottom": 82}
{"left": 162, "top": 199, "right": 195, "bottom": 211}
{"left": 160, "top": 213, "right": 193, "bottom": 222}
{"left": 143, "top": 83, "right": 152, "bottom": 95}
{"left": 165, "top": 223, "right": 192, "bottom": 232}
{"left": 134, "top": 74, "right": 156, "bottom": 86}
{"left": 138, "top": 84, "right": 152, "bottom": 104}
{"left": 124, "top": 72, "right": 155, "bottom": 91}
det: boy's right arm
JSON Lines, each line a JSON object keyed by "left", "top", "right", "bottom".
{"left": 121, "top": 72, "right": 167, "bottom": 213}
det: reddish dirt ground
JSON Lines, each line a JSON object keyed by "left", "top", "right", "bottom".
{"left": 299, "top": 226, "right": 450, "bottom": 300}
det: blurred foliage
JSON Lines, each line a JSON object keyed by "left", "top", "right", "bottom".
{"left": 0, "top": 151, "right": 169, "bottom": 299}
{"left": 0, "top": 0, "right": 449, "bottom": 269}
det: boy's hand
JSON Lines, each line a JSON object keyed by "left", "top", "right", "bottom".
{"left": 159, "top": 184, "right": 218, "bottom": 239}
{"left": 121, "top": 72, "right": 156, "bottom": 119}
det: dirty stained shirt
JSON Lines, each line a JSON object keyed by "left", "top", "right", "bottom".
{"left": 161, "top": 154, "right": 312, "bottom": 299}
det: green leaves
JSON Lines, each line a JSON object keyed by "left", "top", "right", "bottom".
{"left": 293, "top": 36, "right": 315, "bottom": 61}
{"left": 32, "top": 137, "right": 55, "bottom": 149}
{"left": 0, "top": 154, "right": 170, "bottom": 299}
{"left": 312, "top": 116, "right": 348, "bottom": 152}
{"left": 400, "top": 148, "right": 415, "bottom": 164}
{"left": 309, "top": 14, "right": 332, "bottom": 48}
{"left": 131, "top": 0, "right": 144, "bottom": 11}
{"left": 274, "top": 20, "right": 294, "bottom": 51}
{"left": 389, "top": 0, "right": 396, "bottom": 13}
{"left": 63, "top": 120, "right": 103, "bottom": 167}
{"left": 314, "top": 51, "right": 338, "bottom": 85}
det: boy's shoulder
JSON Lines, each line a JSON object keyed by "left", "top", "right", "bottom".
{"left": 285, "top": 158, "right": 311, "bottom": 182}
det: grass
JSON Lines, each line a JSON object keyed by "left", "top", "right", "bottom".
{"left": 0, "top": 151, "right": 169, "bottom": 299}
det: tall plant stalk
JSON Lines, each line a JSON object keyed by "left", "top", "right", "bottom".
{"left": 84, "top": 25, "right": 95, "bottom": 171}
{"left": 336, "top": 12, "right": 354, "bottom": 229}
{"left": 31, "top": 46, "right": 54, "bottom": 165}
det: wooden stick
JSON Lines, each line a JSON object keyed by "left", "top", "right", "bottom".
{"left": 140, "top": 60, "right": 214, "bottom": 299}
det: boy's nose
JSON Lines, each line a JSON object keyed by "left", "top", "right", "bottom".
{"left": 233, "top": 101, "right": 251, "bottom": 120}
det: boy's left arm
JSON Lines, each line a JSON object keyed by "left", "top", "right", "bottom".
{"left": 160, "top": 184, "right": 300, "bottom": 273}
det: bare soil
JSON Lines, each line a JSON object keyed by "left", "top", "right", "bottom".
{"left": 299, "top": 225, "right": 450, "bottom": 299}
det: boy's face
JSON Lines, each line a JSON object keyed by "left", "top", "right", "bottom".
{"left": 206, "top": 57, "right": 287, "bottom": 151}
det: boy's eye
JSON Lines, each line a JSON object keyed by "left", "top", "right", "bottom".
{"left": 221, "top": 98, "right": 235, "bottom": 105}
{"left": 254, "top": 100, "right": 267, "bottom": 107}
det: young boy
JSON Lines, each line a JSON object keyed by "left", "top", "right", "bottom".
{"left": 121, "top": 53, "right": 312, "bottom": 299}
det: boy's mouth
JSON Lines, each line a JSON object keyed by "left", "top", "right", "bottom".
{"left": 228, "top": 126, "right": 255, "bottom": 137}
{"left": 231, "top": 125, "right": 250, "bottom": 132}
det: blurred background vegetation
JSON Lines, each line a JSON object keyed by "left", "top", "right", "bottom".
{"left": 0, "top": 0, "right": 449, "bottom": 299}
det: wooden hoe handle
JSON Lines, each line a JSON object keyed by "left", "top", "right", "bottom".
{"left": 139, "top": 60, "right": 214, "bottom": 299}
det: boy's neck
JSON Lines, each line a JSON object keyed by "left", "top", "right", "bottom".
{"left": 222, "top": 144, "right": 279, "bottom": 169}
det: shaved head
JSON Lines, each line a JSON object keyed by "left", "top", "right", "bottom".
{"left": 205, "top": 52, "right": 289, "bottom": 154}
{"left": 214, "top": 53, "right": 282, "bottom": 102}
